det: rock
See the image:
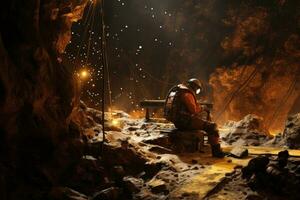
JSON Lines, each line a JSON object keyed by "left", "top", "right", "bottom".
{"left": 91, "top": 187, "right": 123, "bottom": 200}
{"left": 143, "top": 134, "right": 171, "bottom": 148}
{"left": 0, "top": 0, "right": 88, "bottom": 199}
{"left": 64, "top": 156, "right": 107, "bottom": 195}
{"left": 113, "top": 165, "right": 125, "bottom": 177}
{"left": 242, "top": 156, "right": 270, "bottom": 180}
{"left": 149, "top": 146, "right": 173, "bottom": 154}
{"left": 283, "top": 113, "right": 300, "bottom": 148}
{"left": 191, "top": 159, "right": 198, "bottom": 164}
{"left": 123, "top": 176, "right": 144, "bottom": 193}
{"left": 50, "top": 187, "right": 88, "bottom": 200}
{"left": 112, "top": 110, "right": 130, "bottom": 118}
{"left": 221, "top": 114, "right": 272, "bottom": 146}
{"left": 230, "top": 147, "right": 249, "bottom": 158}
{"left": 277, "top": 150, "right": 289, "bottom": 168}
{"left": 148, "top": 179, "right": 168, "bottom": 194}
{"left": 245, "top": 193, "right": 263, "bottom": 200}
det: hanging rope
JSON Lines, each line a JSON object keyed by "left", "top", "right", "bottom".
{"left": 104, "top": 33, "right": 113, "bottom": 114}
{"left": 266, "top": 74, "right": 298, "bottom": 128}
{"left": 100, "top": 0, "right": 106, "bottom": 144}
{"left": 75, "top": 2, "right": 94, "bottom": 67}
{"left": 99, "top": 0, "right": 114, "bottom": 145}
{"left": 85, "top": 2, "right": 97, "bottom": 65}
{"left": 215, "top": 66, "right": 259, "bottom": 120}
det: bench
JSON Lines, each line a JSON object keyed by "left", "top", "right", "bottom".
{"left": 139, "top": 99, "right": 213, "bottom": 121}
{"left": 139, "top": 100, "right": 165, "bottom": 120}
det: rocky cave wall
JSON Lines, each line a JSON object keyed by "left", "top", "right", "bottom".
{"left": 0, "top": 0, "right": 88, "bottom": 198}
{"left": 209, "top": 0, "right": 300, "bottom": 133}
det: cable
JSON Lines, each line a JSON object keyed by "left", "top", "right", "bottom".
{"left": 75, "top": 2, "right": 94, "bottom": 68}
{"left": 100, "top": 0, "right": 106, "bottom": 144}
{"left": 266, "top": 75, "right": 297, "bottom": 128}
{"left": 85, "top": 3, "right": 97, "bottom": 65}
{"left": 215, "top": 67, "right": 259, "bottom": 120}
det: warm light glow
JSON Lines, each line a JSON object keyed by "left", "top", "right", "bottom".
{"left": 129, "top": 109, "right": 146, "bottom": 119}
{"left": 269, "top": 129, "right": 282, "bottom": 136}
{"left": 81, "top": 70, "right": 88, "bottom": 77}
{"left": 111, "top": 119, "right": 119, "bottom": 126}
{"left": 78, "top": 69, "right": 89, "bottom": 80}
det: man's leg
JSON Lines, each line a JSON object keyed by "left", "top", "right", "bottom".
{"left": 190, "top": 117, "right": 224, "bottom": 157}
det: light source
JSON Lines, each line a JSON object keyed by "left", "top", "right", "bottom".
{"left": 111, "top": 119, "right": 119, "bottom": 126}
{"left": 79, "top": 69, "right": 89, "bottom": 80}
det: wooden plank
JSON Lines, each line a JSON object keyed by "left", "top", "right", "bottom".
{"left": 140, "top": 99, "right": 213, "bottom": 108}
{"left": 140, "top": 100, "right": 165, "bottom": 108}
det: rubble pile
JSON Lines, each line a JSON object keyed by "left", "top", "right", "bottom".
{"left": 52, "top": 105, "right": 209, "bottom": 200}
{"left": 206, "top": 150, "right": 300, "bottom": 200}
{"left": 264, "top": 113, "right": 300, "bottom": 148}
{"left": 241, "top": 150, "right": 300, "bottom": 199}
{"left": 62, "top": 109, "right": 300, "bottom": 200}
{"left": 220, "top": 114, "right": 273, "bottom": 146}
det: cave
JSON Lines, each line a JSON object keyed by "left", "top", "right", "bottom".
{"left": 0, "top": 0, "right": 300, "bottom": 200}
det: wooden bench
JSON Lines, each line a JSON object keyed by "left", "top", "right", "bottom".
{"left": 139, "top": 100, "right": 165, "bottom": 120}
{"left": 139, "top": 99, "right": 213, "bottom": 121}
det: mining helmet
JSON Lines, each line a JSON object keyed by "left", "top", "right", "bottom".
{"left": 187, "top": 78, "right": 203, "bottom": 95}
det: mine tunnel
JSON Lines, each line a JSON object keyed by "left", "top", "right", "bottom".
{"left": 0, "top": 0, "right": 300, "bottom": 200}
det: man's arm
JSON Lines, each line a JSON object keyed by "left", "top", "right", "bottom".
{"left": 181, "top": 93, "right": 201, "bottom": 114}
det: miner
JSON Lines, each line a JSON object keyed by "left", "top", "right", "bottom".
{"left": 164, "top": 78, "right": 224, "bottom": 157}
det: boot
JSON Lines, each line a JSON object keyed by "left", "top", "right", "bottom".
{"left": 211, "top": 144, "right": 225, "bottom": 158}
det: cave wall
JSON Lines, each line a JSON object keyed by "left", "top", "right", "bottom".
{"left": 0, "top": 0, "right": 88, "bottom": 199}
{"left": 209, "top": 0, "right": 300, "bottom": 132}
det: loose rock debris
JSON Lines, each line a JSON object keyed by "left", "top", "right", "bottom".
{"left": 56, "top": 106, "right": 300, "bottom": 200}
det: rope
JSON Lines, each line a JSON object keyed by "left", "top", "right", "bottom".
{"left": 100, "top": 0, "right": 106, "bottom": 144}
{"left": 85, "top": 3, "right": 96, "bottom": 65}
{"left": 215, "top": 67, "right": 259, "bottom": 120}
{"left": 75, "top": 2, "right": 94, "bottom": 68}
{"left": 266, "top": 75, "right": 297, "bottom": 128}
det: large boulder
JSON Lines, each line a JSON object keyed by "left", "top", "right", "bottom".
{"left": 283, "top": 113, "right": 300, "bottom": 148}
{"left": 221, "top": 114, "right": 272, "bottom": 146}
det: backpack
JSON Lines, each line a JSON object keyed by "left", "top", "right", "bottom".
{"left": 164, "top": 84, "right": 195, "bottom": 124}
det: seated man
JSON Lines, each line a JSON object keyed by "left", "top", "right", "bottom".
{"left": 164, "top": 78, "right": 224, "bottom": 157}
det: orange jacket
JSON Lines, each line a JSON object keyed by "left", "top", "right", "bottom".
{"left": 181, "top": 92, "right": 201, "bottom": 114}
